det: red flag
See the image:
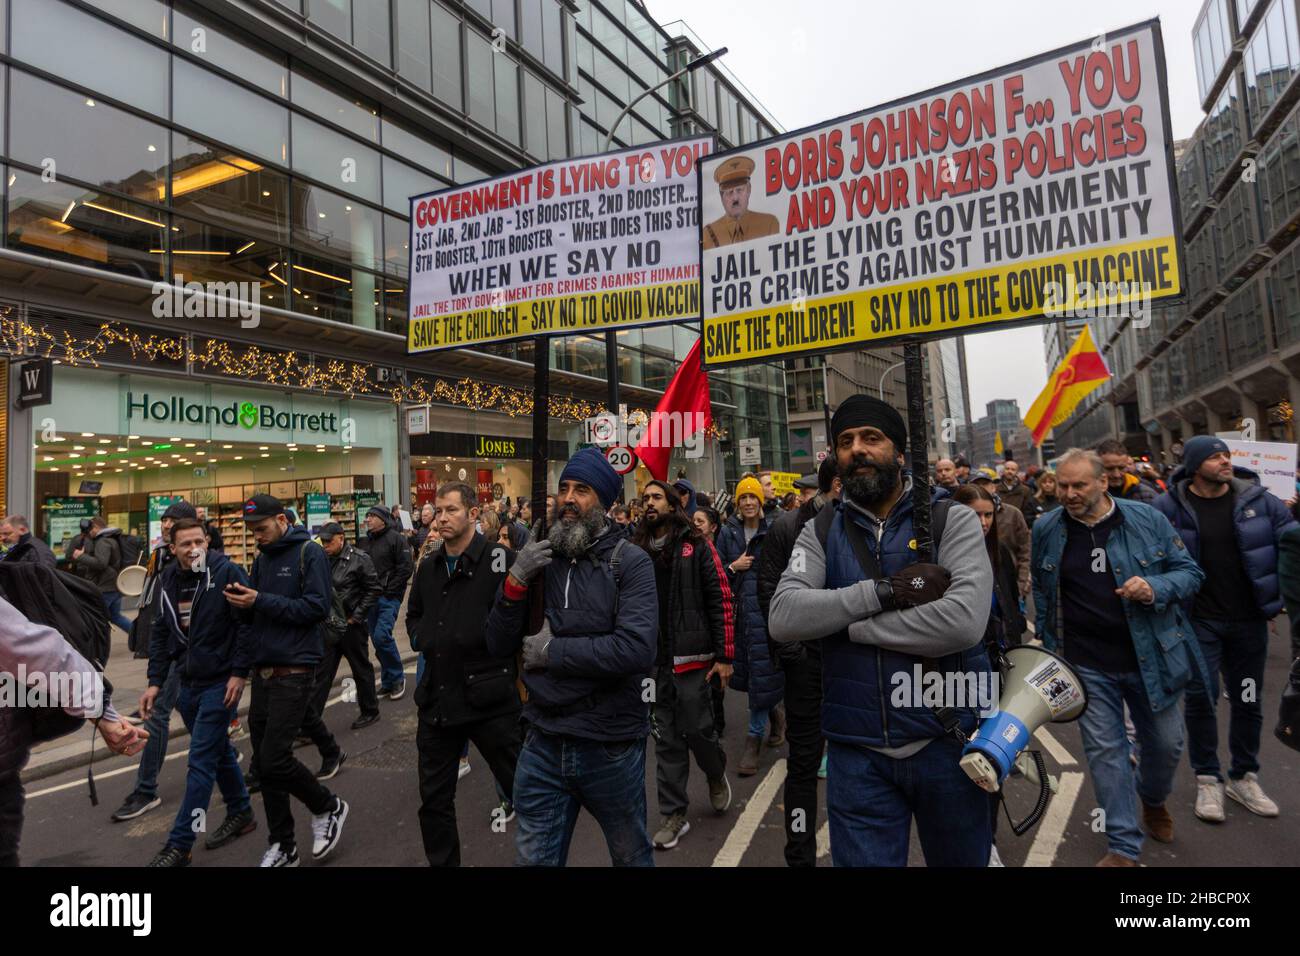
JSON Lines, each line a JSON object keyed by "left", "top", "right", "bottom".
{"left": 634, "top": 338, "right": 712, "bottom": 481}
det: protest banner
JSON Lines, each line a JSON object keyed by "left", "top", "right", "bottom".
{"left": 699, "top": 20, "right": 1183, "bottom": 368}
{"left": 1223, "top": 439, "right": 1297, "bottom": 501}
{"left": 407, "top": 135, "right": 713, "bottom": 353}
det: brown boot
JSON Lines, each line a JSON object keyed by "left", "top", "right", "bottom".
{"left": 1095, "top": 852, "right": 1138, "bottom": 867}
{"left": 767, "top": 704, "right": 786, "bottom": 748}
{"left": 737, "top": 735, "right": 762, "bottom": 776}
{"left": 1141, "top": 802, "right": 1174, "bottom": 843}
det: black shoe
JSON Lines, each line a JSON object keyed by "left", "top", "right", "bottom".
{"left": 205, "top": 809, "right": 257, "bottom": 850}
{"left": 378, "top": 685, "right": 393, "bottom": 699}
{"left": 147, "top": 845, "right": 191, "bottom": 867}
{"left": 317, "top": 750, "right": 347, "bottom": 780}
{"left": 388, "top": 679, "right": 406, "bottom": 701}
{"left": 351, "top": 712, "right": 380, "bottom": 730}
{"left": 111, "top": 792, "right": 162, "bottom": 822}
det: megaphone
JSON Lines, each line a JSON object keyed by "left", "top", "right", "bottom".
{"left": 116, "top": 563, "right": 147, "bottom": 598}
{"left": 960, "top": 645, "right": 1087, "bottom": 794}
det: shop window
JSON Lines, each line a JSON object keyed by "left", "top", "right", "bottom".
{"left": 292, "top": 69, "right": 380, "bottom": 142}
{"left": 383, "top": 212, "right": 410, "bottom": 278}
{"left": 290, "top": 180, "right": 383, "bottom": 271}
{"left": 167, "top": 213, "right": 289, "bottom": 309}
{"left": 7, "top": 169, "right": 165, "bottom": 279}
{"left": 396, "top": 0, "right": 432, "bottom": 91}
{"left": 173, "top": 7, "right": 288, "bottom": 97}
{"left": 289, "top": 252, "right": 381, "bottom": 327}
{"left": 171, "top": 132, "right": 291, "bottom": 244}
{"left": 382, "top": 279, "right": 408, "bottom": 337}
{"left": 290, "top": 114, "right": 381, "bottom": 203}
{"left": 11, "top": 0, "right": 168, "bottom": 116}
{"left": 431, "top": 2, "right": 463, "bottom": 109}
{"left": 174, "top": 59, "right": 290, "bottom": 166}
{"left": 352, "top": 0, "right": 392, "bottom": 65}
{"left": 8, "top": 71, "right": 169, "bottom": 204}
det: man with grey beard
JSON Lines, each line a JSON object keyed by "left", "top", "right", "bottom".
{"left": 486, "top": 448, "right": 658, "bottom": 866}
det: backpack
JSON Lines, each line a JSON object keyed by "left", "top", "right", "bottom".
{"left": 117, "top": 533, "right": 144, "bottom": 570}
{"left": 0, "top": 562, "right": 113, "bottom": 744}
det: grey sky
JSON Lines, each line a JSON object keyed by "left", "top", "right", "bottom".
{"left": 648, "top": 0, "right": 1204, "bottom": 419}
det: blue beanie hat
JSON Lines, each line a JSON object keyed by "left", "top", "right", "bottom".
{"left": 559, "top": 447, "right": 623, "bottom": 509}
{"left": 1182, "top": 434, "right": 1231, "bottom": 475}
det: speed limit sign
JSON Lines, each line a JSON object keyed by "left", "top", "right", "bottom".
{"left": 605, "top": 445, "right": 636, "bottom": 474}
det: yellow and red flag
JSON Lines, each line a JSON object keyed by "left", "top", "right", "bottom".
{"left": 1023, "top": 326, "right": 1111, "bottom": 446}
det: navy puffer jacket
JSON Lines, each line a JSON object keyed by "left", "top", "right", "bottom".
{"left": 1152, "top": 466, "right": 1297, "bottom": 619}
{"left": 717, "top": 515, "right": 785, "bottom": 711}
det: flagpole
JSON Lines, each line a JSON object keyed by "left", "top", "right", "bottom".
{"left": 903, "top": 342, "right": 933, "bottom": 563}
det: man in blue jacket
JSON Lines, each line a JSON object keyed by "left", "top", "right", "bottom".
{"left": 1153, "top": 435, "right": 1294, "bottom": 824}
{"left": 1032, "top": 448, "right": 1206, "bottom": 866}
{"left": 485, "top": 448, "right": 658, "bottom": 867}
{"left": 143, "top": 518, "right": 257, "bottom": 867}
{"left": 223, "top": 494, "right": 348, "bottom": 867}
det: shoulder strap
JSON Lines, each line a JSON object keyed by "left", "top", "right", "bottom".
{"left": 813, "top": 500, "right": 836, "bottom": 551}
{"left": 930, "top": 498, "right": 953, "bottom": 563}
{"left": 609, "top": 537, "right": 627, "bottom": 619}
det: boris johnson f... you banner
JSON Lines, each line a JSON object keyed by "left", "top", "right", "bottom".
{"left": 407, "top": 136, "right": 713, "bottom": 353}
{"left": 699, "top": 20, "right": 1183, "bottom": 368}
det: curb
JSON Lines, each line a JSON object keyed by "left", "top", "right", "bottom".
{"left": 20, "top": 651, "right": 421, "bottom": 785}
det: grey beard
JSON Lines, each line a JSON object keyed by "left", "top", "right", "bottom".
{"left": 548, "top": 504, "right": 606, "bottom": 557}
{"left": 841, "top": 459, "right": 900, "bottom": 507}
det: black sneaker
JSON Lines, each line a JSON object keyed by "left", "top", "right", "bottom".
{"left": 317, "top": 750, "right": 347, "bottom": 780}
{"left": 378, "top": 685, "right": 394, "bottom": 699}
{"left": 351, "top": 712, "right": 380, "bottom": 730}
{"left": 147, "top": 845, "right": 191, "bottom": 867}
{"left": 205, "top": 809, "right": 257, "bottom": 850}
{"left": 388, "top": 679, "right": 406, "bottom": 701}
{"left": 111, "top": 792, "right": 162, "bottom": 822}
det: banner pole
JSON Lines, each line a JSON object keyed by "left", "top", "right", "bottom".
{"left": 904, "top": 342, "right": 932, "bottom": 563}
{"left": 528, "top": 337, "right": 550, "bottom": 634}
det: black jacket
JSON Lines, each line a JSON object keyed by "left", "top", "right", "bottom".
{"left": 992, "top": 542, "right": 1026, "bottom": 647}
{"left": 329, "top": 543, "right": 380, "bottom": 622}
{"left": 149, "top": 551, "right": 254, "bottom": 685}
{"left": 3, "top": 532, "right": 58, "bottom": 570}
{"left": 637, "top": 527, "right": 734, "bottom": 671}
{"left": 407, "top": 532, "right": 519, "bottom": 726}
{"left": 357, "top": 511, "right": 414, "bottom": 599}
{"left": 244, "top": 526, "right": 331, "bottom": 667}
{"left": 756, "top": 494, "right": 825, "bottom": 667}
{"left": 76, "top": 528, "right": 123, "bottom": 592}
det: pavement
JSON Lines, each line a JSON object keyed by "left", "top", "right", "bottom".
{"left": 14, "top": 605, "right": 1300, "bottom": 867}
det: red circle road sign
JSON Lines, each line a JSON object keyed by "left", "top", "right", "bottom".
{"left": 606, "top": 446, "right": 636, "bottom": 474}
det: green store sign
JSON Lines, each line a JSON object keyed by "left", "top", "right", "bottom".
{"left": 127, "top": 392, "right": 339, "bottom": 434}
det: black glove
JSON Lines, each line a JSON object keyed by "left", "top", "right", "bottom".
{"left": 888, "top": 563, "right": 951, "bottom": 608}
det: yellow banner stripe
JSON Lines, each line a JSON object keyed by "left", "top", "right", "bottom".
{"left": 408, "top": 279, "right": 700, "bottom": 353}
{"left": 701, "top": 236, "right": 1179, "bottom": 366}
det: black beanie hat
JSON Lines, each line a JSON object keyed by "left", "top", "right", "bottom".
{"left": 830, "top": 395, "right": 907, "bottom": 454}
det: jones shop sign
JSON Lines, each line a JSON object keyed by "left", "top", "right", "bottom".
{"left": 127, "top": 392, "right": 340, "bottom": 434}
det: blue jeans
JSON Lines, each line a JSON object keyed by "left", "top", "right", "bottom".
{"left": 135, "top": 661, "right": 182, "bottom": 798}
{"left": 1184, "top": 618, "right": 1268, "bottom": 781}
{"left": 748, "top": 706, "right": 770, "bottom": 738}
{"left": 367, "top": 596, "right": 405, "bottom": 688}
{"left": 166, "top": 681, "right": 250, "bottom": 852}
{"left": 102, "top": 592, "right": 133, "bottom": 635}
{"left": 513, "top": 726, "right": 653, "bottom": 867}
{"left": 826, "top": 735, "right": 991, "bottom": 866}
{"left": 1075, "top": 665, "right": 1184, "bottom": 861}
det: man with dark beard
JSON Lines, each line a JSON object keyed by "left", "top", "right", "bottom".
{"left": 632, "top": 481, "right": 735, "bottom": 850}
{"left": 485, "top": 448, "right": 658, "bottom": 866}
{"left": 769, "top": 395, "right": 994, "bottom": 867}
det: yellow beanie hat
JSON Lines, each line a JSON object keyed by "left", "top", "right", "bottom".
{"left": 735, "top": 476, "right": 764, "bottom": 502}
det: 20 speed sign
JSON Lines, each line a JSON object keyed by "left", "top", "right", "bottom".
{"left": 606, "top": 446, "right": 637, "bottom": 475}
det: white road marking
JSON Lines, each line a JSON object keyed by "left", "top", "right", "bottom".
{"left": 1032, "top": 726, "right": 1076, "bottom": 768}
{"left": 711, "top": 760, "right": 787, "bottom": 867}
{"left": 1023, "top": 770, "right": 1085, "bottom": 867}
{"left": 816, "top": 821, "right": 830, "bottom": 859}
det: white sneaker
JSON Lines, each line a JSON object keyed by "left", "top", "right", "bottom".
{"left": 1194, "top": 775, "right": 1225, "bottom": 822}
{"left": 311, "top": 796, "right": 349, "bottom": 860}
{"left": 458, "top": 759, "right": 471, "bottom": 780}
{"left": 988, "top": 845, "right": 1004, "bottom": 867}
{"left": 259, "top": 842, "right": 300, "bottom": 867}
{"left": 1225, "top": 773, "right": 1279, "bottom": 817}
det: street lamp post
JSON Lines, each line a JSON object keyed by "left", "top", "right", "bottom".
{"left": 878, "top": 359, "right": 905, "bottom": 399}
{"left": 599, "top": 46, "right": 728, "bottom": 415}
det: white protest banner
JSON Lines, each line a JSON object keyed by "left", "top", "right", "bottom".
{"left": 1223, "top": 439, "right": 1297, "bottom": 501}
{"left": 699, "top": 20, "right": 1182, "bottom": 367}
{"left": 407, "top": 136, "right": 714, "bottom": 353}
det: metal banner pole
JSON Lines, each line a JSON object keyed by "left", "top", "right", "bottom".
{"left": 903, "top": 342, "right": 932, "bottom": 563}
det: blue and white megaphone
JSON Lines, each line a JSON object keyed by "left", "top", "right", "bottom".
{"left": 960, "top": 645, "right": 1087, "bottom": 794}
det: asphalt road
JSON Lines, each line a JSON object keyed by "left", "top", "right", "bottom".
{"left": 15, "top": 622, "right": 1299, "bottom": 868}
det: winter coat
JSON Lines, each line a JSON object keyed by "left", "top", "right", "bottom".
{"left": 408, "top": 532, "right": 520, "bottom": 727}
{"left": 1117, "top": 472, "right": 1160, "bottom": 503}
{"left": 244, "top": 526, "right": 331, "bottom": 667}
{"left": 1, "top": 532, "right": 57, "bottom": 570}
{"left": 1152, "top": 466, "right": 1296, "bottom": 619}
{"left": 996, "top": 502, "right": 1031, "bottom": 597}
{"left": 637, "top": 527, "right": 734, "bottom": 672}
{"left": 717, "top": 514, "right": 785, "bottom": 711}
{"left": 756, "top": 493, "right": 825, "bottom": 669}
{"left": 357, "top": 511, "right": 414, "bottom": 599}
{"left": 148, "top": 550, "right": 253, "bottom": 686}
{"left": 329, "top": 543, "right": 380, "bottom": 621}
{"left": 76, "top": 528, "right": 123, "bottom": 593}
{"left": 485, "top": 520, "right": 657, "bottom": 741}
{"left": 997, "top": 480, "right": 1035, "bottom": 519}
{"left": 1031, "top": 498, "right": 1208, "bottom": 713}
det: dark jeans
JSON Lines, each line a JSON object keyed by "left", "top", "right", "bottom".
{"left": 0, "top": 772, "right": 22, "bottom": 867}
{"left": 249, "top": 670, "right": 335, "bottom": 848}
{"left": 102, "top": 591, "right": 133, "bottom": 636}
{"left": 711, "top": 681, "right": 726, "bottom": 735}
{"left": 167, "top": 680, "right": 251, "bottom": 852}
{"left": 781, "top": 645, "right": 824, "bottom": 868}
{"left": 1185, "top": 617, "right": 1269, "bottom": 781}
{"left": 513, "top": 726, "right": 653, "bottom": 867}
{"left": 367, "top": 597, "right": 405, "bottom": 688}
{"left": 135, "top": 660, "right": 181, "bottom": 799}
{"left": 310, "top": 623, "right": 380, "bottom": 721}
{"left": 826, "top": 735, "right": 991, "bottom": 867}
{"left": 652, "top": 666, "right": 726, "bottom": 817}
{"left": 416, "top": 709, "right": 521, "bottom": 866}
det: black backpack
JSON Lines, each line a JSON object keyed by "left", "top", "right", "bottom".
{"left": 117, "top": 533, "right": 144, "bottom": 570}
{"left": 0, "top": 562, "right": 113, "bottom": 744}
